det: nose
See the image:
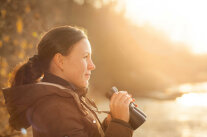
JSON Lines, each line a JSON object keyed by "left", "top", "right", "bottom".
{"left": 88, "top": 59, "right": 96, "bottom": 70}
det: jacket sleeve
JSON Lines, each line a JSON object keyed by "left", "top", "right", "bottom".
{"left": 28, "top": 95, "right": 88, "bottom": 137}
{"left": 103, "top": 118, "right": 133, "bottom": 137}
{"left": 101, "top": 117, "right": 108, "bottom": 132}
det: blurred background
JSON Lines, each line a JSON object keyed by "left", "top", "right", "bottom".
{"left": 0, "top": 0, "right": 207, "bottom": 136}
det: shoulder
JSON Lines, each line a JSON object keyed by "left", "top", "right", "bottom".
{"left": 27, "top": 95, "right": 86, "bottom": 136}
{"left": 28, "top": 94, "right": 84, "bottom": 126}
{"left": 32, "top": 94, "right": 80, "bottom": 115}
{"left": 27, "top": 82, "right": 76, "bottom": 99}
{"left": 29, "top": 82, "right": 82, "bottom": 111}
{"left": 28, "top": 82, "right": 87, "bottom": 117}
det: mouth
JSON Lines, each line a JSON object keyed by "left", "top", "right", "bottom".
{"left": 85, "top": 74, "right": 91, "bottom": 79}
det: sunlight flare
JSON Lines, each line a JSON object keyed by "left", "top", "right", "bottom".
{"left": 176, "top": 93, "right": 207, "bottom": 107}
{"left": 124, "top": 0, "right": 207, "bottom": 54}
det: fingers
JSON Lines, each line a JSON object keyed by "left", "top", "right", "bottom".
{"left": 124, "top": 96, "right": 132, "bottom": 106}
{"left": 109, "top": 91, "right": 132, "bottom": 122}
{"left": 110, "top": 91, "right": 132, "bottom": 109}
{"left": 110, "top": 91, "right": 126, "bottom": 106}
{"left": 110, "top": 92, "right": 118, "bottom": 109}
{"left": 114, "top": 91, "right": 127, "bottom": 105}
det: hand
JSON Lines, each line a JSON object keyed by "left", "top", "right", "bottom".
{"left": 109, "top": 91, "right": 132, "bottom": 122}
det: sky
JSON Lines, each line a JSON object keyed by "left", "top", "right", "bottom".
{"left": 122, "top": 0, "right": 207, "bottom": 54}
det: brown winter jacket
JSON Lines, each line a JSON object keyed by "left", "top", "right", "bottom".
{"left": 2, "top": 72, "right": 133, "bottom": 137}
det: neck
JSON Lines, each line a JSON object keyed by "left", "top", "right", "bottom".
{"left": 42, "top": 71, "right": 88, "bottom": 97}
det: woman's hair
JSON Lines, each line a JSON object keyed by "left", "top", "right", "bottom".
{"left": 10, "top": 26, "right": 87, "bottom": 87}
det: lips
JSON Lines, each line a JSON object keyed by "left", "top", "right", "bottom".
{"left": 85, "top": 74, "right": 91, "bottom": 79}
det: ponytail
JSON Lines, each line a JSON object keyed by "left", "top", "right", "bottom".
{"left": 10, "top": 55, "right": 43, "bottom": 87}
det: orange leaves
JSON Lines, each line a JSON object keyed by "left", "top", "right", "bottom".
{"left": 0, "top": 58, "right": 8, "bottom": 77}
{"left": 28, "top": 43, "right": 33, "bottom": 49}
{"left": 0, "top": 69, "right": 7, "bottom": 77}
{"left": 18, "top": 51, "right": 25, "bottom": 59}
{"left": 18, "top": 40, "right": 28, "bottom": 59}
{"left": 32, "top": 32, "right": 38, "bottom": 38}
{"left": 1, "top": 59, "right": 8, "bottom": 68}
{"left": 0, "top": 35, "right": 10, "bottom": 48}
{"left": 20, "top": 40, "right": 33, "bottom": 49}
{"left": 0, "top": 40, "right": 2, "bottom": 48}
{"left": 34, "top": 13, "right": 40, "bottom": 19}
{"left": 21, "top": 40, "right": 27, "bottom": 49}
{"left": 3, "top": 35, "right": 10, "bottom": 43}
{"left": 1, "top": 10, "right": 7, "bottom": 18}
{"left": 13, "top": 39, "right": 19, "bottom": 46}
{"left": 16, "top": 17, "right": 23, "bottom": 34}
{"left": 25, "top": 5, "right": 31, "bottom": 13}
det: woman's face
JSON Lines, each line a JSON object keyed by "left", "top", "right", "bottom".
{"left": 61, "top": 38, "right": 96, "bottom": 88}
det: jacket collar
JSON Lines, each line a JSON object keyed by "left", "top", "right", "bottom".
{"left": 42, "top": 72, "right": 88, "bottom": 97}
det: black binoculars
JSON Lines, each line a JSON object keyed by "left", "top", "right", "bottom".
{"left": 106, "top": 86, "right": 147, "bottom": 130}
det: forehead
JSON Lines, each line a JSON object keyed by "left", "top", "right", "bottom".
{"left": 72, "top": 38, "right": 92, "bottom": 54}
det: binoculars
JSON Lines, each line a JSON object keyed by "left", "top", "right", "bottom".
{"left": 106, "top": 86, "right": 147, "bottom": 130}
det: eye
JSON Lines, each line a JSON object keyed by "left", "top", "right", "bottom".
{"left": 83, "top": 55, "right": 88, "bottom": 59}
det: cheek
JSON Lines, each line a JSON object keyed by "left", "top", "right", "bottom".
{"left": 74, "top": 61, "right": 88, "bottom": 86}
{"left": 64, "top": 60, "right": 89, "bottom": 87}
{"left": 79, "top": 60, "right": 87, "bottom": 75}
{"left": 71, "top": 60, "right": 87, "bottom": 77}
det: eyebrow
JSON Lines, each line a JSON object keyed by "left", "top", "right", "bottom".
{"left": 83, "top": 51, "right": 91, "bottom": 55}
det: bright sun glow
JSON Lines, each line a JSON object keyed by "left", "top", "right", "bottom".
{"left": 168, "top": 82, "right": 207, "bottom": 107}
{"left": 124, "top": 0, "right": 207, "bottom": 54}
{"left": 176, "top": 93, "right": 207, "bottom": 107}
{"left": 177, "top": 82, "right": 207, "bottom": 93}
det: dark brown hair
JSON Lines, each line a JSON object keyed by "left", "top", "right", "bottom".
{"left": 10, "top": 26, "right": 87, "bottom": 87}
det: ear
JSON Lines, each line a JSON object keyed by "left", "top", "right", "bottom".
{"left": 53, "top": 53, "right": 64, "bottom": 71}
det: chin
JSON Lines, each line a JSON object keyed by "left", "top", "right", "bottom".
{"left": 84, "top": 81, "right": 89, "bottom": 88}
{"left": 79, "top": 81, "right": 89, "bottom": 88}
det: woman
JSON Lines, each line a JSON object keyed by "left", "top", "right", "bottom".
{"left": 2, "top": 26, "right": 134, "bottom": 137}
